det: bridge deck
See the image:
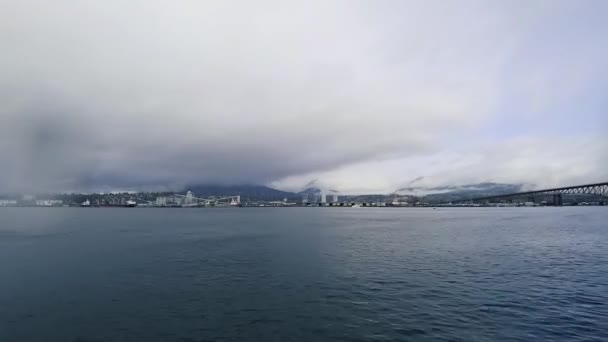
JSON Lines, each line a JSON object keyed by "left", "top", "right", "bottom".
{"left": 462, "top": 182, "right": 608, "bottom": 202}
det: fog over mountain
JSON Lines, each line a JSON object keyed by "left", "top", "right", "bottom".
{"left": 1, "top": 1, "right": 607, "bottom": 194}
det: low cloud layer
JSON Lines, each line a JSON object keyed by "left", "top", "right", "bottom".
{"left": 271, "top": 136, "right": 608, "bottom": 194}
{"left": 1, "top": 1, "right": 606, "bottom": 193}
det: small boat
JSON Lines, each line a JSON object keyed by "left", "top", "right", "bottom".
{"left": 125, "top": 200, "right": 137, "bottom": 207}
{"left": 351, "top": 204, "right": 361, "bottom": 208}
{"left": 81, "top": 200, "right": 90, "bottom": 207}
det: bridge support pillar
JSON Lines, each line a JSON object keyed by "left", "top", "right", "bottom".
{"left": 553, "top": 194, "right": 563, "bottom": 206}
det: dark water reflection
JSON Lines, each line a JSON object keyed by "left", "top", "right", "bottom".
{"left": 1, "top": 207, "right": 607, "bottom": 341}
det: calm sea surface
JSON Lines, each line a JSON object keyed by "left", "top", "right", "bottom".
{"left": 0, "top": 207, "right": 607, "bottom": 341}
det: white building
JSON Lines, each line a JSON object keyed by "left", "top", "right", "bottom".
{"left": 313, "top": 193, "right": 320, "bottom": 203}
{"left": 392, "top": 200, "right": 409, "bottom": 207}
{"left": 184, "top": 191, "right": 195, "bottom": 205}
{"left": 35, "top": 200, "right": 63, "bottom": 206}
{"left": 320, "top": 193, "right": 327, "bottom": 203}
{"left": 0, "top": 199, "right": 17, "bottom": 206}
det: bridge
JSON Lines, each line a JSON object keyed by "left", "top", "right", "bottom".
{"left": 451, "top": 182, "right": 608, "bottom": 206}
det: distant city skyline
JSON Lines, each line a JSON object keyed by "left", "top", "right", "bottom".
{"left": 1, "top": 1, "right": 606, "bottom": 194}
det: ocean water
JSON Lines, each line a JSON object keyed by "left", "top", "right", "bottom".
{"left": 0, "top": 207, "right": 607, "bottom": 341}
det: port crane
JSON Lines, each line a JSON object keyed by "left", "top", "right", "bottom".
{"left": 135, "top": 198, "right": 155, "bottom": 205}
{"left": 172, "top": 194, "right": 240, "bottom": 207}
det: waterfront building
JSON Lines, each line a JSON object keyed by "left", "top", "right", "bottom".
{"left": 313, "top": 193, "right": 320, "bottom": 203}
{"left": 172, "top": 196, "right": 183, "bottom": 206}
{"left": 35, "top": 200, "right": 63, "bottom": 206}
{"left": 0, "top": 199, "right": 17, "bottom": 206}
{"left": 184, "top": 191, "right": 195, "bottom": 205}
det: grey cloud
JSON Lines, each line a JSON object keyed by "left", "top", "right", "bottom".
{"left": 1, "top": 1, "right": 606, "bottom": 193}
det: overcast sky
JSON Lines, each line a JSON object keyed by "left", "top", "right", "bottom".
{"left": 1, "top": 0, "right": 606, "bottom": 194}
